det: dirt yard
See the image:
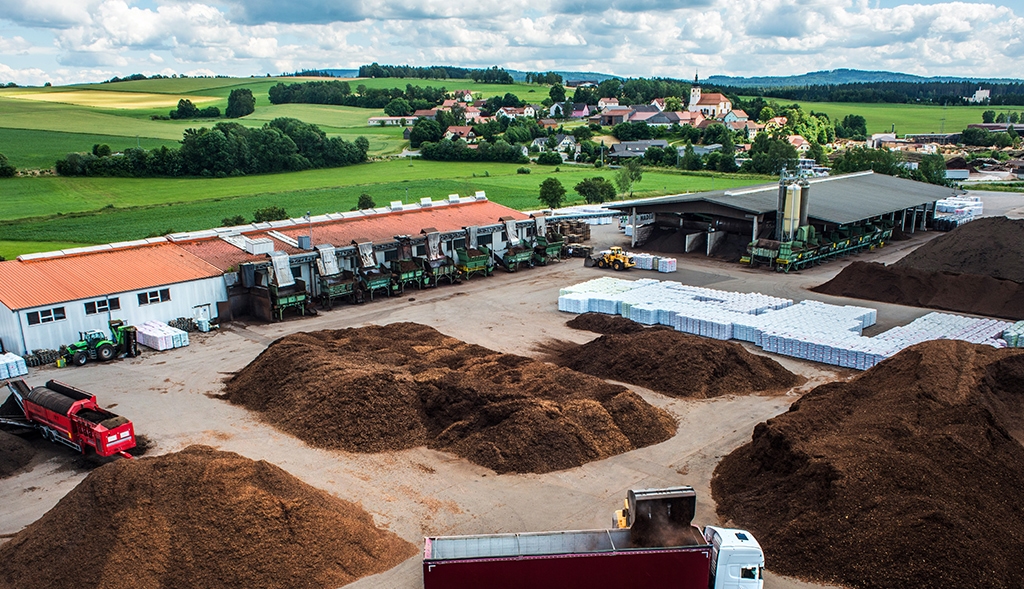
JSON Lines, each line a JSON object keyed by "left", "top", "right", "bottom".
{"left": 4, "top": 194, "right": 1021, "bottom": 588}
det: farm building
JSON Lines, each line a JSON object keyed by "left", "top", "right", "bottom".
{"left": 0, "top": 194, "right": 532, "bottom": 355}
{"left": 607, "top": 171, "right": 959, "bottom": 256}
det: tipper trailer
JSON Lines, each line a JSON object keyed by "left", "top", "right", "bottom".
{"left": 423, "top": 487, "right": 764, "bottom": 589}
{"left": 0, "top": 379, "right": 136, "bottom": 458}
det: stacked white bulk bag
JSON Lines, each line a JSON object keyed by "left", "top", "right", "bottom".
{"left": 137, "top": 321, "right": 190, "bottom": 351}
{"left": 657, "top": 258, "right": 677, "bottom": 273}
{"left": 1003, "top": 322, "right": 1024, "bottom": 348}
{"left": 0, "top": 352, "right": 29, "bottom": 378}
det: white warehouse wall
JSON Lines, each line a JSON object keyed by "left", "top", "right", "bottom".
{"left": 4, "top": 276, "right": 228, "bottom": 356}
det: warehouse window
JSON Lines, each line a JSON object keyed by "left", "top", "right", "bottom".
{"left": 137, "top": 289, "right": 171, "bottom": 306}
{"left": 27, "top": 307, "right": 66, "bottom": 325}
{"left": 85, "top": 298, "right": 120, "bottom": 315}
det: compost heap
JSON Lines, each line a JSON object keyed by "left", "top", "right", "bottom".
{"left": 812, "top": 261, "right": 1024, "bottom": 320}
{"left": 813, "top": 217, "right": 1024, "bottom": 319}
{"left": 557, "top": 328, "right": 800, "bottom": 398}
{"left": 895, "top": 216, "right": 1024, "bottom": 282}
{"left": 712, "top": 340, "right": 1024, "bottom": 589}
{"left": 223, "top": 323, "right": 676, "bottom": 474}
{"left": 566, "top": 312, "right": 648, "bottom": 334}
{"left": 0, "top": 431, "right": 34, "bottom": 478}
{"left": 0, "top": 445, "right": 415, "bottom": 589}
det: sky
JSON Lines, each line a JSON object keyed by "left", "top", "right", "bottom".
{"left": 1, "top": 0, "right": 1023, "bottom": 86}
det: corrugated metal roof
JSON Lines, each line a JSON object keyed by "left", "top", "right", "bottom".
{"left": 0, "top": 243, "right": 223, "bottom": 311}
{"left": 269, "top": 199, "right": 527, "bottom": 246}
{"left": 609, "top": 172, "right": 959, "bottom": 225}
{"left": 174, "top": 239, "right": 268, "bottom": 272}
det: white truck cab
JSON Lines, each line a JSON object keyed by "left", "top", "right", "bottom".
{"left": 704, "top": 526, "right": 765, "bottom": 589}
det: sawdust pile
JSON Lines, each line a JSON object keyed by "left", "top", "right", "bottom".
{"left": 0, "top": 445, "right": 415, "bottom": 589}
{"left": 895, "top": 216, "right": 1024, "bottom": 283}
{"left": 812, "top": 261, "right": 1024, "bottom": 320}
{"left": 223, "top": 323, "right": 676, "bottom": 474}
{"left": 0, "top": 431, "right": 34, "bottom": 478}
{"left": 713, "top": 340, "right": 1024, "bottom": 589}
{"left": 566, "top": 312, "right": 649, "bottom": 334}
{"left": 557, "top": 329, "right": 800, "bottom": 398}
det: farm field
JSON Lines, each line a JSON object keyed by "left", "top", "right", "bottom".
{"left": 0, "top": 161, "right": 765, "bottom": 255}
{"left": 750, "top": 98, "right": 999, "bottom": 135}
{"left": 0, "top": 128, "right": 182, "bottom": 170}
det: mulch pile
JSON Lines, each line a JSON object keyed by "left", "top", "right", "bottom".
{"left": 813, "top": 261, "right": 1024, "bottom": 320}
{"left": 0, "top": 431, "right": 34, "bottom": 478}
{"left": 566, "top": 312, "right": 649, "bottom": 334}
{"left": 223, "top": 323, "right": 676, "bottom": 474}
{"left": 895, "top": 217, "right": 1024, "bottom": 282}
{"left": 712, "top": 340, "right": 1024, "bottom": 589}
{"left": 0, "top": 445, "right": 415, "bottom": 589}
{"left": 556, "top": 329, "right": 800, "bottom": 398}
{"left": 813, "top": 217, "right": 1024, "bottom": 319}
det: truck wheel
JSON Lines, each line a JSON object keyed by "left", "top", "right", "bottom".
{"left": 97, "top": 343, "right": 115, "bottom": 361}
{"left": 613, "top": 260, "right": 624, "bottom": 271}
{"left": 597, "top": 259, "right": 607, "bottom": 269}
{"left": 73, "top": 351, "right": 88, "bottom": 366}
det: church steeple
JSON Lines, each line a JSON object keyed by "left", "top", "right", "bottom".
{"left": 694, "top": 71, "right": 699, "bottom": 85}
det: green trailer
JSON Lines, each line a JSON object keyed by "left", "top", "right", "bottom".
{"left": 456, "top": 247, "right": 494, "bottom": 279}
{"left": 318, "top": 271, "right": 361, "bottom": 309}
{"left": 270, "top": 279, "right": 309, "bottom": 320}
{"left": 742, "top": 221, "right": 896, "bottom": 272}
{"left": 391, "top": 259, "right": 426, "bottom": 293}
{"left": 532, "top": 233, "right": 564, "bottom": 266}
{"left": 416, "top": 256, "right": 462, "bottom": 286}
{"left": 494, "top": 244, "right": 534, "bottom": 272}
{"left": 359, "top": 266, "right": 393, "bottom": 300}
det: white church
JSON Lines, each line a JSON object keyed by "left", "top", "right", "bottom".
{"left": 688, "top": 75, "right": 732, "bottom": 119}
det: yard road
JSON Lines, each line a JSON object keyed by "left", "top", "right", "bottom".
{"left": 4, "top": 194, "right": 1018, "bottom": 589}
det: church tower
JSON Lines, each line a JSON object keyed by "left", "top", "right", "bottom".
{"left": 689, "top": 71, "right": 701, "bottom": 110}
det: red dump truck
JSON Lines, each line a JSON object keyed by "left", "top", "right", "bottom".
{"left": 0, "top": 379, "right": 136, "bottom": 458}
{"left": 423, "top": 487, "right": 764, "bottom": 589}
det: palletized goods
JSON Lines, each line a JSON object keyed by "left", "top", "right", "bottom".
{"left": 136, "top": 320, "right": 190, "bottom": 351}
{"left": 558, "top": 278, "right": 1010, "bottom": 370}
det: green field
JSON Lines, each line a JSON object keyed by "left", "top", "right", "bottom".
{"left": 0, "top": 241, "right": 92, "bottom": 261}
{"left": 0, "top": 160, "right": 765, "bottom": 251}
{"left": 745, "top": 97, "right": 1002, "bottom": 135}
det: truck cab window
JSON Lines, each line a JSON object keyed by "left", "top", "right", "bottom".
{"left": 741, "top": 566, "right": 758, "bottom": 579}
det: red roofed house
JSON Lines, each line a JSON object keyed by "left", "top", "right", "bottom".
{"left": 444, "top": 126, "right": 476, "bottom": 141}
{"left": 787, "top": 135, "right": 811, "bottom": 152}
{"left": 598, "top": 97, "right": 619, "bottom": 110}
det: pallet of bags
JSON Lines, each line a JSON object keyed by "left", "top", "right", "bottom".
{"left": 137, "top": 321, "right": 190, "bottom": 351}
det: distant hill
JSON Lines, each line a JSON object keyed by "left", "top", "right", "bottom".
{"left": 706, "top": 69, "right": 1023, "bottom": 88}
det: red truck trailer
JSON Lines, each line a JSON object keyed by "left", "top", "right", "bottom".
{"left": 423, "top": 487, "right": 764, "bottom": 589}
{"left": 1, "top": 379, "right": 136, "bottom": 458}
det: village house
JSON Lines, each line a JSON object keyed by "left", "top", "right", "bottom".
{"left": 597, "top": 97, "right": 619, "bottom": 110}
{"left": 367, "top": 116, "right": 419, "bottom": 126}
{"left": 444, "top": 126, "right": 476, "bottom": 141}
{"left": 688, "top": 79, "right": 732, "bottom": 119}
{"left": 608, "top": 139, "right": 669, "bottom": 160}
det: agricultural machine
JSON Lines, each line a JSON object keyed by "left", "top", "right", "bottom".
{"left": 61, "top": 319, "right": 140, "bottom": 366}
{"left": 391, "top": 236, "right": 428, "bottom": 293}
{"left": 532, "top": 232, "right": 565, "bottom": 266}
{"left": 0, "top": 379, "right": 136, "bottom": 459}
{"left": 493, "top": 216, "right": 534, "bottom": 272}
{"left": 315, "top": 244, "right": 362, "bottom": 308}
{"left": 415, "top": 228, "right": 462, "bottom": 286}
{"left": 353, "top": 239, "right": 394, "bottom": 300}
{"left": 586, "top": 246, "right": 636, "bottom": 271}
{"left": 740, "top": 172, "right": 894, "bottom": 272}
{"left": 456, "top": 247, "right": 494, "bottom": 280}
{"left": 267, "top": 251, "right": 311, "bottom": 320}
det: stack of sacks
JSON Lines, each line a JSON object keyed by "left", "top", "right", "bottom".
{"left": 875, "top": 313, "right": 1011, "bottom": 348}
{"left": 657, "top": 258, "right": 677, "bottom": 273}
{"left": 1003, "top": 321, "right": 1024, "bottom": 348}
{"left": 0, "top": 352, "right": 29, "bottom": 378}
{"left": 136, "top": 320, "right": 190, "bottom": 351}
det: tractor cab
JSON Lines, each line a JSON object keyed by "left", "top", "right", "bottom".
{"left": 80, "top": 330, "right": 108, "bottom": 345}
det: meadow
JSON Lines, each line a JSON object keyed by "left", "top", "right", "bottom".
{"left": 0, "top": 160, "right": 765, "bottom": 257}
{"left": 752, "top": 98, "right": 1002, "bottom": 135}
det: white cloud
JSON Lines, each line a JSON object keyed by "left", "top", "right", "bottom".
{"left": 0, "top": 0, "right": 1021, "bottom": 84}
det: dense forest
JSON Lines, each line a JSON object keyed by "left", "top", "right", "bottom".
{"left": 357, "top": 63, "right": 515, "bottom": 83}
{"left": 268, "top": 80, "right": 448, "bottom": 109}
{"left": 54, "top": 119, "right": 368, "bottom": 178}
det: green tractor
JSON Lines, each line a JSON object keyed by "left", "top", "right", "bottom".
{"left": 62, "top": 319, "right": 140, "bottom": 367}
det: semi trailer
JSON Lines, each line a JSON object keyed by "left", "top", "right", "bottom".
{"left": 423, "top": 487, "right": 763, "bottom": 589}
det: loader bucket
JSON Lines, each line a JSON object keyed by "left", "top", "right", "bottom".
{"left": 584, "top": 257, "right": 597, "bottom": 268}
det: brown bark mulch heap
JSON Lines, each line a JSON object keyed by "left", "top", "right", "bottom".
{"left": 712, "top": 340, "right": 1024, "bottom": 589}
{"left": 0, "top": 431, "right": 34, "bottom": 478}
{"left": 0, "top": 445, "right": 415, "bottom": 589}
{"left": 556, "top": 329, "right": 800, "bottom": 398}
{"left": 566, "top": 312, "right": 650, "bottom": 335}
{"left": 894, "top": 216, "right": 1024, "bottom": 283}
{"left": 812, "top": 261, "right": 1024, "bottom": 320}
{"left": 222, "top": 323, "right": 676, "bottom": 474}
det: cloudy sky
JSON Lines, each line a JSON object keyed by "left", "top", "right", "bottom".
{"left": 1, "top": 0, "right": 1022, "bottom": 86}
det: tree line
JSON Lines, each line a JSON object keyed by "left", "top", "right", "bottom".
{"left": 357, "top": 63, "right": 515, "bottom": 84}
{"left": 717, "top": 81, "right": 1024, "bottom": 106}
{"left": 268, "top": 80, "right": 448, "bottom": 109}
{"left": 54, "top": 118, "right": 368, "bottom": 178}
